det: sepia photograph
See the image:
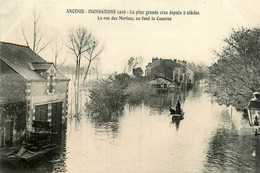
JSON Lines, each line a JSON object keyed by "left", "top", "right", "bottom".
{"left": 0, "top": 0, "right": 260, "bottom": 172}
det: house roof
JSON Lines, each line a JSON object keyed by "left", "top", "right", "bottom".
{"left": 248, "top": 100, "right": 260, "bottom": 109}
{"left": 146, "top": 58, "right": 184, "bottom": 69}
{"left": 0, "top": 42, "right": 69, "bottom": 81}
{"left": 148, "top": 76, "right": 173, "bottom": 85}
{"left": 30, "top": 62, "right": 54, "bottom": 71}
{"left": 155, "top": 76, "right": 173, "bottom": 82}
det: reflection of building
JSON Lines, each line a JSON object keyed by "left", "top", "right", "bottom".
{"left": 145, "top": 57, "right": 194, "bottom": 88}
{"left": 186, "top": 66, "right": 195, "bottom": 87}
{"left": 0, "top": 42, "right": 70, "bottom": 147}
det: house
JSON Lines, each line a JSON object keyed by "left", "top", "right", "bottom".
{"left": 145, "top": 58, "right": 184, "bottom": 80}
{"left": 0, "top": 42, "right": 70, "bottom": 148}
{"left": 145, "top": 57, "right": 194, "bottom": 88}
{"left": 148, "top": 76, "right": 172, "bottom": 90}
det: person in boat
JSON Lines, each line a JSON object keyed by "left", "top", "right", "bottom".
{"left": 175, "top": 100, "right": 181, "bottom": 114}
{"left": 254, "top": 116, "right": 259, "bottom": 126}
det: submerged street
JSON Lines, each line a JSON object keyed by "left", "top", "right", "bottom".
{"left": 1, "top": 83, "right": 260, "bottom": 173}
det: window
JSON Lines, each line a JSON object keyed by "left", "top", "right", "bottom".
{"left": 49, "top": 75, "right": 54, "bottom": 93}
{"left": 35, "top": 104, "right": 48, "bottom": 121}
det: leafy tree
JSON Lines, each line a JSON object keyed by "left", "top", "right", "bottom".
{"left": 209, "top": 27, "right": 260, "bottom": 110}
{"left": 86, "top": 73, "right": 130, "bottom": 120}
{"left": 125, "top": 56, "right": 143, "bottom": 74}
{"left": 133, "top": 67, "right": 143, "bottom": 78}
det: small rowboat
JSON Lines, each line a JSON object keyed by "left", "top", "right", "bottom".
{"left": 171, "top": 112, "right": 184, "bottom": 119}
{"left": 169, "top": 108, "right": 184, "bottom": 118}
{"left": 0, "top": 145, "right": 59, "bottom": 164}
{"left": 171, "top": 111, "right": 184, "bottom": 116}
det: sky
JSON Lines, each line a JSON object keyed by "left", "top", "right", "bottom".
{"left": 1, "top": 0, "right": 260, "bottom": 73}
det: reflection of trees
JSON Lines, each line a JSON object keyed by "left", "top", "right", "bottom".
{"left": 143, "top": 89, "right": 188, "bottom": 114}
{"left": 87, "top": 111, "right": 120, "bottom": 138}
{"left": 189, "top": 83, "right": 204, "bottom": 99}
{"left": 254, "top": 138, "right": 260, "bottom": 171}
{"left": 204, "top": 127, "right": 259, "bottom": 172}
{"left": 144, "top": 92, "right": 169, "bottom": 114}
{"left": 204, "top": 108, "right": 260, "bottom": 172}
{"left": 204, "top": 128, "right": 237, "bottom": 172}
{"left": 93, "top": 121, "right": 120, "bottom": 139}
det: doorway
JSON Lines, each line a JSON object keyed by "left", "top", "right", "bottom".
{"left": 51, "top": 102, "right": 63, "bottom": 144}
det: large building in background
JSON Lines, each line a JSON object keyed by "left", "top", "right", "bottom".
{"left": 0, "top": 42, "right": 70, "bottom": 147}
{"left": 145, "top": 57, "right": 194, "bottom": 88}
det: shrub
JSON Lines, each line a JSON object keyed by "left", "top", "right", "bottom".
{"left": 86, "top": 73, "right": 156, "bottom": 120}
{"left": 126, "top": 80, "right": 157, "bottom": 104}
{"left": 86, "top": 73, "right": 130, "bottom": 120}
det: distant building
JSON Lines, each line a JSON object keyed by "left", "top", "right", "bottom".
{"left": 145, "top": 58, "right": 184, "bottom": 80}
{"left": 145, "top": 57, "right": 194, "bottom": 88}
{"left": 148, "top": 76, "right": 172, "bottom": 90}
{"left": 0, "top": 42, "right": 70, "bottom": 147}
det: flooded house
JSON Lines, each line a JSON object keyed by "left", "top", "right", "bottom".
{"left": 0, "top": 42, "right": 70, "bottom": 148}
{"left": 148, "top": 76, "right": 172, "bottom": 91}
{"left": 145, "top": 57, "right": 194, "bottom": 89}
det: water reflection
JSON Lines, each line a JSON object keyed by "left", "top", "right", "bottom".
{"left": 144, "top": 88, "right": 188, "bottom": 115}
{"left": 203, "top": 108, "right": 260, "bottom": 173}
{"left": 172, "top": 116, "right": 184, "bottom": 130}
{"left": 1, "top": 84, "right": 260, "bottom": 173}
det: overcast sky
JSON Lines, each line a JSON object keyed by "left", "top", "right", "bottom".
{"left": 1, "top": 0, "right": 260, "bottom": 73}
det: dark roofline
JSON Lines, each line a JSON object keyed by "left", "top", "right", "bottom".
{"left": 154, "top": 76, "right": 173, "bottom": 82}
{"left": 30, "top": 62, "right": 57, "bottom": 71}
{"left": 28, "top": 79, "right": 70, "bottom": 82}
{"left": 248, "top": 100, "right": 260, "bottom": 109}
{"left": 0, "top": 41, "right": 30, "bottom": 48}
{"left": 31, "top": 62, "right": 53, "bottom": 64}
{"left": 0, "top": 41, "right": 70, "bottom": 81}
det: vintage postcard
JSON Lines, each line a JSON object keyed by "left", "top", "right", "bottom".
{"left": 1, "top": 0, "right": 260, "bottom": 172}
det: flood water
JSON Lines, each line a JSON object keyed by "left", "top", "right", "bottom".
{"left": 1, "top": 83, "right": 260, "bottom": 173}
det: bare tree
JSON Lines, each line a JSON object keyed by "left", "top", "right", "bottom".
{"left": 51, "top": 36, "right": 64, "bottom": 67}
{"left": 67, "top": 27, "right": 91, "bottom": 117}
{"left": 21, "top": 10, "right": 52, "bottom": 54}
{"left": 82, "top": 36, "right": 104, "bottom": 85}
{"left": 94, "top": 58, "right": 103, "bottom": 80}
